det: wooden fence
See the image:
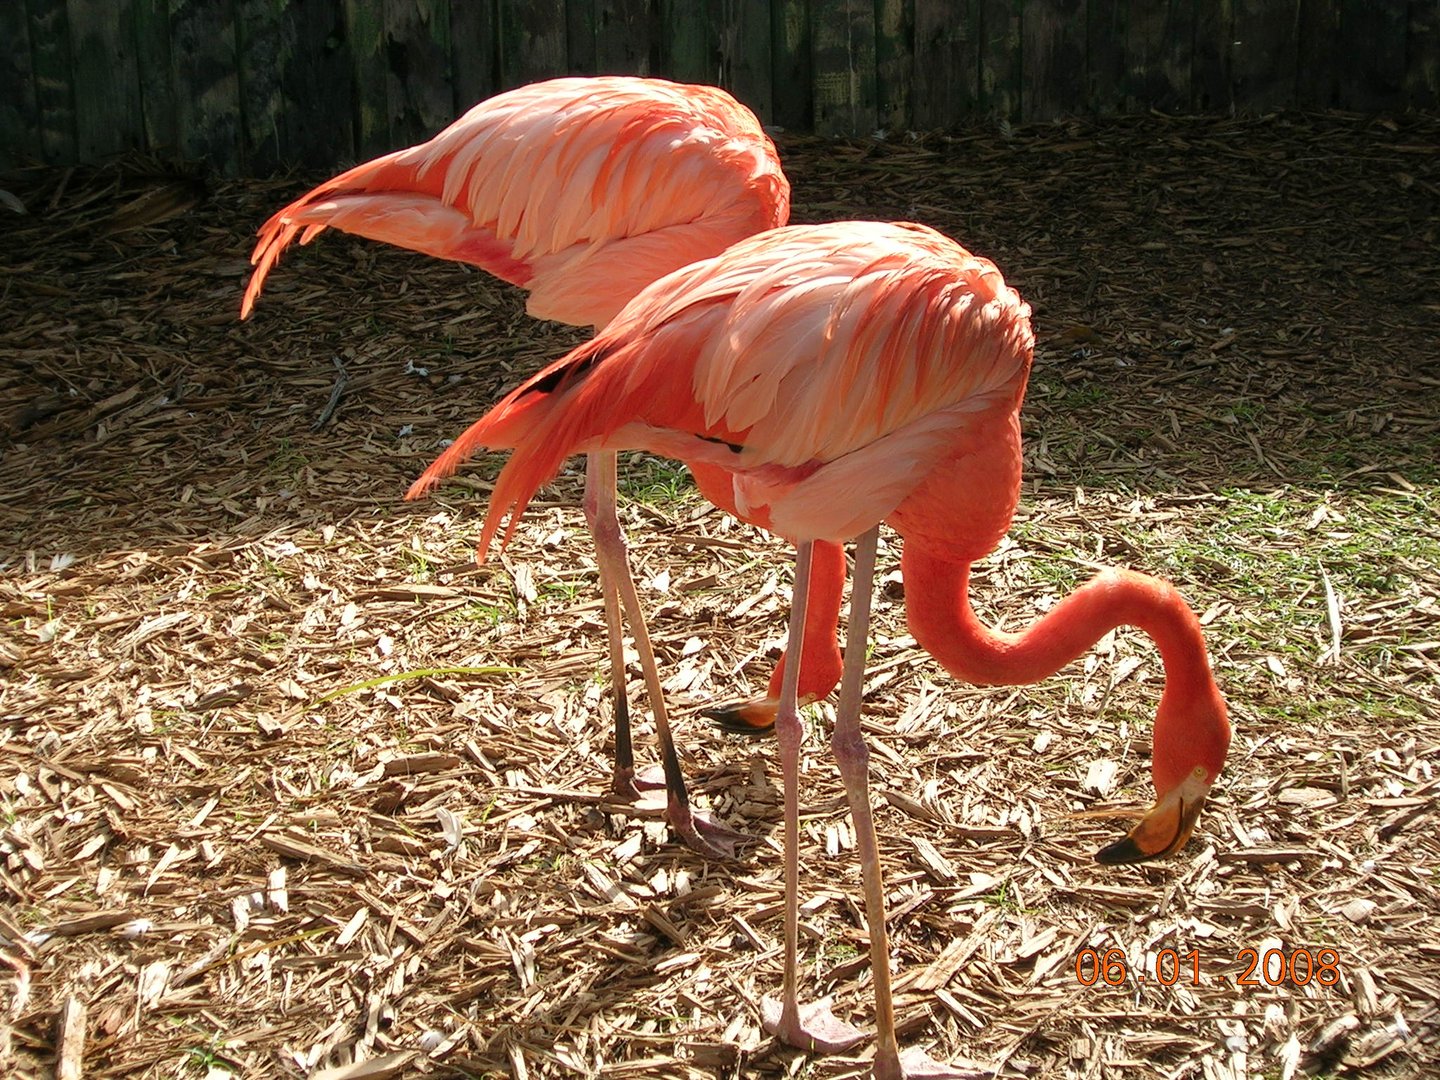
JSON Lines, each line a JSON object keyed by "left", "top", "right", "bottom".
{"left": 2, "top": 1, "right": 1437, "bottom": 176}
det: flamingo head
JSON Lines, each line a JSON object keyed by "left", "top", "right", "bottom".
{"left": 1094, "top": 676, "right": 1230, "bottom": 865}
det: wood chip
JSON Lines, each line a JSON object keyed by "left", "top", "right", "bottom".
{"left": 381, "top": 752, "right": 462, "bottom": 776}
{"left": 54, "top": 996, "right": 86, "bottom": 1080}
{"left": 311, "top": 1052, "right": 419, "bottom": 1080}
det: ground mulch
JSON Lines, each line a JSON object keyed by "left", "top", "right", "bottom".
{"left": 1, "top": 109, "right": 1438, "bottom": 1079}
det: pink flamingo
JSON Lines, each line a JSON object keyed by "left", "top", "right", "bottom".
{"left": 407, "top": 220, "right": 1231, "bottom": 1078}
{"left": 240, "top": 76, "right": 798, "bottom": 855}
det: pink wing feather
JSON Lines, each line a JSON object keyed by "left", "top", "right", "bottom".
{"left": 241, "top": 77, "right": 790, "bottom": 327}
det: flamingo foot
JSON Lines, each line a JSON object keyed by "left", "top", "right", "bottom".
{"left": 761, "top": 995, "right": 867, "bottom": 1054}
{"left": 630, "top": 763, "right": 669, "bottom": 792}
{"left": 669, "top": 800, "right": 749, "bottom": 859}
{"left": 873, "top": 1046, "right": 986, "bottom": 1080}
{"left": 611, "top": 764, "right": 669, "bottom": 797}
{"left": 610, "top": 765, "right": 641, "bottom": 801}
{"left": 612, "top": 789, "right": 750, "bottom": 859}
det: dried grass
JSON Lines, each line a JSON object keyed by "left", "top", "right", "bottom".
{"left": 1, "top": 110, "right": 1438, "bottom": 1079}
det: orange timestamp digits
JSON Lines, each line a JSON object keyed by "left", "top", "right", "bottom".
{"left": 1234, "top": 947, "right": 1342, "bottom": 987}
{"left": 1074, "top": 947, "right": 1342, "bottom": 988}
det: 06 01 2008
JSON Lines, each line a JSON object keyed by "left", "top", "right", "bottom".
{"left": 1074, "top": 947, "right": 1343, "bottom": 987}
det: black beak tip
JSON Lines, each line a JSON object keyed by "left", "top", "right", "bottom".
{"left": 1094, "top": 835, "right": 1151, "bottom": 865}
{"left": 701, "top": 706, "right": 776, "bottom": 737}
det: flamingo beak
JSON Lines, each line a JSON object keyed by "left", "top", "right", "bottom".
{"left": 1094, "top": 766, "right": 1213, "bottom": 865}
{"left": 703, "top": 691, "right": 824, "bottom": 736}
{"left": 702, "top": 695, "right": 781, "bottom": 736}
{"left": 702, "top": 694, "right": 829, "bottom": 737}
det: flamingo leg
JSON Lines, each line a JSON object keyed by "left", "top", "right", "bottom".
{"left": 831, "top": 528, "right": 968, "bottom": 1080}
{"left": 583, "top": 452, "right": 641, "bottom": 799}
{"left": 583, "top": 450, "right": 747, "bottom": 857}
{"left": 762, "top": 541, "right": 866, "bottom": 1054}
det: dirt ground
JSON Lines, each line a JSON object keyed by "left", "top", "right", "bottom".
{"left": 2, "top": 109, "right": 1438, "bottom": 1079}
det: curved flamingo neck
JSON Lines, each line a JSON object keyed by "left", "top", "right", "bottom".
{"left": 901, "top": 540, "right": 1227, "bottom": 791}
{"left": 903, "top": 545, "right": 1208, "bottom": 685}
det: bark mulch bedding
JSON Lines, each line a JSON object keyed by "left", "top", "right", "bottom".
{"left": 1, "top": 109, "right": 1438, "bottom": 1079}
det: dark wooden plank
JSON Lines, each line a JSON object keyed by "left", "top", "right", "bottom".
{"left": 978, "top": 0, "right": 1021, "bottom": 122}
{"left": 1295, "top": 0, "right": 1339, "bottom": 108}
{"left": 1407, "top": 0, "right": 1440, "bottom": 109}
{"left": 567, "top": 0, "right": 597, "bottom": 74}
{"left": 235, "top": 0, "right": 285, "bottom": 173}
{"left": 1022, "top": 0, "right": 1086, "bottom": 122}
{"left": 1087, "top": 0, "right": 1125, "bottom": 115}
{"left": 913, "top": 0, "right": 979, "bottom": 128}
{"left": 770, "top": 0, "right": 811, "bottom": 131}
{"left": 1338, "top": 0, "right": 1407, "bottom": 110}
{"left": 68, "top": 0, "right": 143, "bottom": 162}
{"left": 715, "top": 0, "right": 773, "bottom": 122}
{"left": 498, "top": 0, "right": 569, "bottom": 88}
{"left": 385, "top": 0, "right": 454, "bottom": 147}
{"left": 1231, "top": 0, "right": 1298, "bottom": 110}
{"left": 25, "top": 0, "right": 78, "bottom": 164}
{"left": 0, "top": 2, "right": 38, "bottom": 169}
{"left": 810, "top": 0, "right": 877, "bottom": 136}
{"left": 132, "top": 0, "right": 179, "bottom": 157}
{"left": 595, "top": 0, "right": 650, "bottom": 74}
{"left": 657, "top": 0, "right": 709, "bottom": 84}
{"left": 344, "top": 0, "right": 391, "bottom": 156}
{"left": 170, "top": 0, "right": 242, "bottom": 173}
{"left": 451, "top": 0, "right": 499, "bottom": 112}
{"left": 1126, "top": 0, "right": 1194, "bottom": 113}
{"left": 875, "top": 0, "right": 912, "bottom": 131}
{"left": 1162, "top": 0, "right": 1198, "bottom": 112}
{"left": 275, "top": 0, "right": 355, "bottom": 171}
{"left": 1190, "top": 0, "right": 1231, "bottom": 112}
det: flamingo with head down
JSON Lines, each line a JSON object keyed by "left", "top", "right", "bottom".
{"left": 240, "top": 75, "right": 800, "bottom": 855}
{"left": 406, "top": 220, "right": 1231, "bottom": 1078}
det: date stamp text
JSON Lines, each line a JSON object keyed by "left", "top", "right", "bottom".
{"left": 1074, "top": 947, "right": 1342, "bottom": 988}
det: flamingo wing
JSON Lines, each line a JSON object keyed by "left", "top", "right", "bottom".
{"left": 241, "top": 76, "right": 790, "bottom": 326}
{"left": 410, "top": 220, "right": 1034, "bottom": 554}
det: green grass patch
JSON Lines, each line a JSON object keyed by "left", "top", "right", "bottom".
{"left": 442, "top": 600, "right": 513, "bottom": 627}
{"left": 307, "top": 665, "right": 522, "bottom": 708}
{"left": 619, "top": 455, "right": 697, "bottom": 506}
